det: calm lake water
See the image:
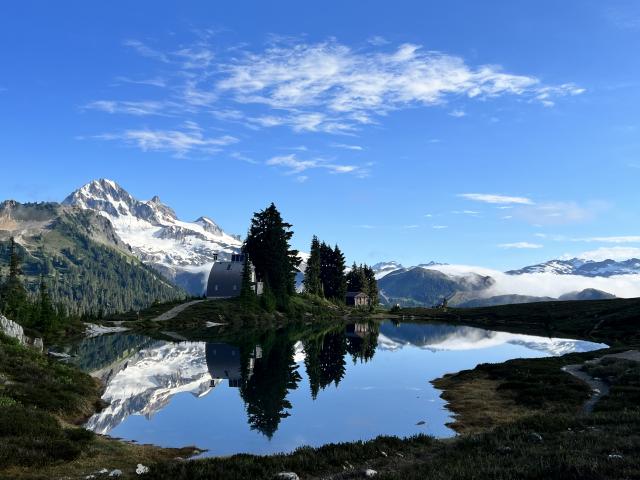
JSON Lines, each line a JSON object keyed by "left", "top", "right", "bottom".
{"left": 69, "top": 321, "right": 606, "bottom": 456}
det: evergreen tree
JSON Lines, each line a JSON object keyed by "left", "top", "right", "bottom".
{"left": 37, "top": 275, "right": 57, "bottom": 333}
{"left": 331, "top": 245, "right": 347, "bottom": 303}
{"left": 303, "top": 236, "right": 323, "bottom": 296}
{"left": 363, "top": 264, "right": 379, "bottom": 306}
{"left": 239, "top": 254, "right": 257, "bottom": 307}
{"left": 346, "top": 262, "right": 367, "bottom": 293}
{"left": 244, "top": 203, "right": 300, "bottom": 309}
{"left": 0, "top": 237, "right": 28, "bottom": 321}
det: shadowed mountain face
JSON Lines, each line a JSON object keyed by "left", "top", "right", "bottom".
{"left": 0, "top": 200, "right": 183, "bottom": 315}
{"left": 63, "top": 179, "right": 242, "bottom": 295}
{"left": 378, "top": 267, "right": 494, "bottom": 307}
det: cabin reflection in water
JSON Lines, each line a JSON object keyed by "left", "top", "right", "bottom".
{"left": 205, "top": 343, "right": 262, "bottom": 388}
{"left": 346, "top": 323, "right": 371, "bottom": 339}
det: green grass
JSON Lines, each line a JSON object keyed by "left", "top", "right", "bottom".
{"left": 399, "top": 297, "right": 640, "bottom": 345}
{"left": 0, "top": 333, "right": 101, "bottom": 471}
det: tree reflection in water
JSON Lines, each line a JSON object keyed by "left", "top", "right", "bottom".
{"left": 219, "top": 323, "right": 380, "bottom": 437}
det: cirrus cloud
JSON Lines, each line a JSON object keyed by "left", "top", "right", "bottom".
{"left": 459, "top": 193, "right": 534, "bottom": 205}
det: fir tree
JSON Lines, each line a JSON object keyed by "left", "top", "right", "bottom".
{"left": 363, "top": 264, "right": 379, "bottom": 306}
{"left": 37, "top": 275, "right": 57, "bottom": 333}
{"left": 244, "top": 203, "right": 300, "bottom": 309}
{"left": 331, "top": 245, "right": 347, "bottom": 303}
{"left": 346, "top": 262, "right": 367, "bottom": 293}
{"left": 303, "top": 236, "right": 323, "bottom": 296}
{"left": 239, "top": 254, "right": 257, "bottom": 307}
{"left": 0, "top": 237, "right": 28, "bottom": 321}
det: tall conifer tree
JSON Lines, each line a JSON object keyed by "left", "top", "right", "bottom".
{"left": 303, "top": 236, "right": 323, "bottom": 296}
{"left": 244, "top": 203, "right": 300, "bottom": 309}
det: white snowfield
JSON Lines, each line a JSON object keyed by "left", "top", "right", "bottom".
{"left": 63, "top": 179, "right": 242, "bottom": 294}
{"left": 86, "top": 341, "right": 217, "bottom": 435}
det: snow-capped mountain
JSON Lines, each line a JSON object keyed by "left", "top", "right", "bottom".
{"left": 372, "top": 260, "right": 446, "bottom": 280}
{"left": 63, "top": 179, "right": 242, "bottom": 295}
{"left": 506, "top": 257, "right": 640, "bottom": 277}
{"left": 371, "top": 261, "right": 404, "bottom": 279}
{"left": 86, "top": 341, "right": 216, "bottom": 435}
{"left": 377, "top": 323, "right": 606, "bottom": 356}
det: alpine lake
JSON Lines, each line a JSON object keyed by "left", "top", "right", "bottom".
{"left": 64, "top": 320, "right": 606, "bottom": 457}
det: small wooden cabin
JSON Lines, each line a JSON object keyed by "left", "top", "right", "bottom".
{"left": 346, "top": 291, "right": 370, "bottom": 307}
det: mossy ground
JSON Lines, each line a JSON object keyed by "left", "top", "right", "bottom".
{"left": 0, "top": 333, "right": 198, "bottom": 479}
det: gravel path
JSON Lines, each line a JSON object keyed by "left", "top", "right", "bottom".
{"left": 562, "top": 349, "right": 639, "bottom": 414}
{"left": 561, "top": 364, "right": 609, "bottom": 414}
{"left": 150, "top": 299, "right": 205, "bottom": 322}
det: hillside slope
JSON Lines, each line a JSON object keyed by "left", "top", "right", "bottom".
{"left": 0, "top": 200, "right": 185, "bottom": 315}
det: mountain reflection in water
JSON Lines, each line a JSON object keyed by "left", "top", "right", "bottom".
{"left": 75, "top": 321, "right": 606, "bottom": 454}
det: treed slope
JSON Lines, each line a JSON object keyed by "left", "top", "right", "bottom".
{"left": 378, "top": 267, "right": 494, "bottom": 307}
{"left": 0, "top": 201, "right": 185, "bottom": 315}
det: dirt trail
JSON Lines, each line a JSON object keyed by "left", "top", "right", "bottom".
{"left": 562, "top": 349, "right": 640, "bottom": 414}
{"left": 150, "top": 300, "right": 205, "bottom": 322}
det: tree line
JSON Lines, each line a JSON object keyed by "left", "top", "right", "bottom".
{"left": 304, "top": 236, "right": 378, "bottom": 307}
{"left": 0, "top": 237, "right": 68, "bottom": 336}
{"left": 241, "top": 203, "right": 378, "bottom": 311}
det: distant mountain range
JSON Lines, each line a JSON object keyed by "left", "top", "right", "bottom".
{"left": 506, "top": 258, "right": 640, "bottom": 277}
{"left": 63, "top": 179, "right": 242, "bottom": 295}
{"left": 374, "top": 256, "right": 629, "bottom": 307}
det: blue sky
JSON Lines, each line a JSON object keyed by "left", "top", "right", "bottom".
{"left": 1, "top": 0, "right": 640, "bottom": 270}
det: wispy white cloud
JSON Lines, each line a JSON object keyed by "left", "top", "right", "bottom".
{"left": 217, "top": 40, "right": 583, "bottom": 132}
{"left": 578, "top": 235, "right": 640, "bottom": 244}
{"left": 452, "top": 209, "right": 480, "bottom": 215}
{"left": 567, "top": 246, "right": 640, "bottom": 261}
{"left": 514, "top": 201, "right": 609, "bottom": 226}
{"left": 114, "top": 76, "right": 168, "bottom": 88}
{"left": 83, "top": 100, "right": 170, "bottom": 116}
{"left": 449, "top": 109, "right": 466, "bottom": 118}
{"left": 332, "top": 143, "right": 364, "bottom": 151}
{"left": 498, "top": 242, "right": 543, "bottom": 249}
{"left": 433, "top": 225, "right": 448, "bottom": 229}
{"left": 123, "top": 39, "right": 169, "bottom": 63}
{"left": 230, "top": 152, "right": 258, "bottom": 164}
{"left": 367, "top": 36, "right": 389, "bottom": 46}
{"left": 265, "top": 153, "right": 368, "bottom": 178}
{"left": 459, "top": 193, "right": 534, "bottom": 205}
{"left": 96, "top": 122, "right": 238, "bottom": 157}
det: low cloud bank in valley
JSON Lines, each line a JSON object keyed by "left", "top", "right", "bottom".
{"left": 424, "top": 264, "right": 640, "bottom": 299}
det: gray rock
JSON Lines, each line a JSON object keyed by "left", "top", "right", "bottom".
{"left": 364, "top": 469, "right": 378, "bottom": 477}
{"left": 275, "top": 473, "right": 299, "bottom": 480}
{"left": 529, "top": 432, "right": 543, "bottom": 443}
{"left": 109, "top": 470, "right": 123, "bottom": 477}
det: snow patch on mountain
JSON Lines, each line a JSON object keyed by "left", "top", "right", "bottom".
{"left": 372, "top": 261, "right": 404, "bottom": 279}
{"left": 86, "top": 341, "right": 215, "bottom": 435}
{"left": 507, "top": 257, "right": 640, "bottom": 277}
{"left": 63, "top": 179, "right": 242, "bottom": 295}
